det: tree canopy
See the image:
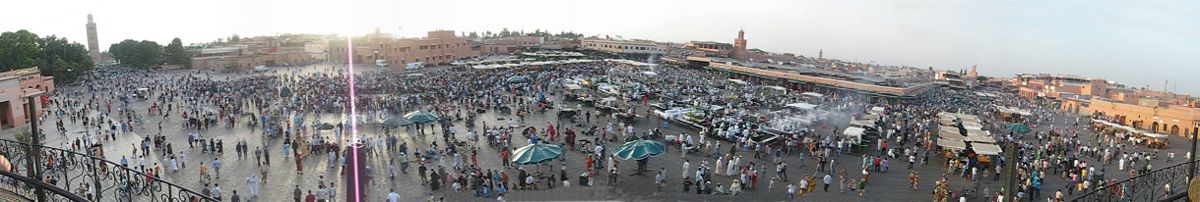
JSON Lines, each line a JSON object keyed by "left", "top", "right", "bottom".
{"left": 164, "top": 38, "right": 191, "bottom": 68}
{"left": 0, "top": 30, "right": 93, "bottom": 83}
{"left": 109, "top": 39, "right": 163, "bottom": 69}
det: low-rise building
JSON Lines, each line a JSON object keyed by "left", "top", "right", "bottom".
{"left": 0, "top": 67, "right": 51, "bottom": 129}
{"left": 479, "top": 36, "right": 544, "bottom": 54}
{"left": 581, "top": 38, "right": 664, "bottom": 54}
{"left": 327, "top": 29, "right": 478, "bottom": 68}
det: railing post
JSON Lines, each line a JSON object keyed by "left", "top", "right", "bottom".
{"left": 90, "top": 153, "right": 102, "bottom": 200}
{"left": 25, "top": 95, "right": 46, "bottom": 202}
{"left": 1190, "top": 128, "right": 1198, "bottom": 181}
{"left": 1151, "top": 171, "right": 1158, "bottom": 201}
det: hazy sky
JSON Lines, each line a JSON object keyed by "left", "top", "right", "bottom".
{"left": 2, "top": 0, "right": 1197, "bottom": 95}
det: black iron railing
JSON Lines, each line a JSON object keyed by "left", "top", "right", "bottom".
{"left": 0, "top": 169, "right": 88, "bottom": 201}
{"left": 0, "top": 139, "right": 216, "bottom": 202}
{"left": 1072, "top": 159, "right": 1198, "bottom": 202}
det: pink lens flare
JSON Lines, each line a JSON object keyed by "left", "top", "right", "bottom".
{"left": 346, "top": 36, "right": 362, "bottom": 202}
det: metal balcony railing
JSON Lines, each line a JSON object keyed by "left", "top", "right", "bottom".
{"left": 1072, "top": 159, "right": 1198, "bottom": 202}
{"left": 0, "top": 169, "right": 88, "bottom": 201}
{"left": 0, "top": 139, "right": 216, "bottom": 202}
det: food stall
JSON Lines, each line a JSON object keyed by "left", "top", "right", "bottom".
{"left": 844, "top": 127, "right": 866, "bottom": 146}
{"left": 970, "top": 142, "right": 1003, "bottom": 166}
{"left": 1091, "top": 119, "right": 1169, "bottom": 148}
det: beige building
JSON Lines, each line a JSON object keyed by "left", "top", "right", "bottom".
{"left": 479, "top": 36, "right": 544, "bottom": 54}
{"left": 0, "top": 67, "right": 52, "bottom": 129}
{"left": 581, "top": 38, "right": 664, "bottom": 54}
{"left": 1014, "top": 73, "right": 1200, "bottom": 136}
{"left": 327, "top": 29, "right": 477, "bottom": 67}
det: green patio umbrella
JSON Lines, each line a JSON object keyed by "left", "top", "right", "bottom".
{"left": 383, "top": 116, "right": 414, "bottom": 127}
{"left": 1006, "top": 123, "right": 1032, "bottom": 134}
{"left": 404, "top": 111, "right": 440, "bottom": 124}
{"left": 507, "top": 75, "right": 530, "bottom": 83}
{"left": 316, "top": 123, "right": 336, "bottom": 130}
{"left": 511, "top": 143, "right": 563, "bottom": 165}
{"left": 613, "top": 140, "right": 666, "bottom": 160}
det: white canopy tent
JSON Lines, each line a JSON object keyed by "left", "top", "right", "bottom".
{"left": 785, "top": 103, "right": 817, "bottom": 110}
{"left": 965, "top": 135, "right": 996, "bottom": 143}
{"left": 844, "top": 127, "right": 866, "bottom": 144}
{"left": 1091, "top": 119, "right": 1168, "bottom": 139}
{"left": 938, "top": 138, "right": 967, "bottom": 150}
{"left": 563, "top": 84, "right": 583, "bottom": 90}
{"left": 801, "top": 92, "right": 824, "bottom": 98}
{"left": 869, "top": 107, "right": 885, "bottom": 115}
{"left": 939, "top": 126, "right": 961, "bottom": 135}
{"left": 728, "top": 79, "right": 748, "bottom": 85}
{"left": 971, "top": 143, "right": 1004, "bottom": 155}
{"left": 996, "top": 106, "right": 1033, "bottom": 116}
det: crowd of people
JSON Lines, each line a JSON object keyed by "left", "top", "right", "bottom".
{"left": 25, "top": 57, "right": 1188, "bottom": 202}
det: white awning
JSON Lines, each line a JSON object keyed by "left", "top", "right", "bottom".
{"left": 869, "top": 107, "right": 885, "bottom": 114}
{"left": 939, "top": 126, "right": 961, "bottom": 135}
{"left": 801, "top": 92, "right": 824, "bottom": 98}
{"left": 728, "top": 79, "right": 748, "bottom": 85}
{"left": 764, "top": 86, "right": 786, "bottom": 91}
{"left": 564, "top": 84, "right": 582, "bottom": 90}
{"left": 938, "top": 139, "right": 967, "bottom": 150}
{"left": 785, "top": 103, "right": 817, "bottom": 110}
{"left": 964, "top": 134, "right": 996, "bottom": 143}
{"left": 642, "top": 71, "right": 658, "bottom": 76}
{"left": 844, "top": 127, "right": 865, "bottom": 137}
{"left": 971, "top": 143, "right": 1003, "bottom": 155}
{"left": 844, "top": 127, "right": 865, "bottom": 144}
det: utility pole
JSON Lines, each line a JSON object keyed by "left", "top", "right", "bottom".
{"left": 1005, "top": 140, "right": 1018, "bottom": 202}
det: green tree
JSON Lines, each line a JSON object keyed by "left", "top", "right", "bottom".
{"left": 35, "top": 35, "right": 94, "bottom": 82}
{"left": 0, "top": 30, "right": 42, "bottom": 71}
{"left": 0, "top": 30, "right": 92, "bottom": 83}
{"left": 108, "top": 39, "right": 163, "bottom": 69}
{"left": 164, "top": 38, "right": 191, "bottom": 68}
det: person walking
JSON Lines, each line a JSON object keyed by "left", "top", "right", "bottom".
{"left": 787, "top": 183, "right": 796, "bottom": 199}
{"left": 823, "top": 173, "right": 832, "bottom": 192}
{"left": 212, "top": 158, "right": 222, "bottom": 179}
{"left": 655, "top": 171, "right": 665, "bottom": 193}
{"left": 387, "top": 189, "right": 400, "bottom": 202}
{"left": 293, "top": 185, "right": 302, "bottom": 202}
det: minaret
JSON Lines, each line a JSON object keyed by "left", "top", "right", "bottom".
{"left": 968, "top": 64, "right": 978, "bottom": 78}
{"left": 733, "top": 29, "right": 747, "bottom": 60}
{"left": 86, "top": 14, "right": 100, "bottom": 63}
{"left": 818, "top": 49, "right": 823, "bottom": 59}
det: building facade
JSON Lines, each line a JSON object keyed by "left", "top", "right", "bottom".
{"left": 327, "top": 30, "right": 477, "bottom": 67}
{"left": 1014, "top": 73, "right": 1200, "bottom": 136}
{"left": 305, "top": 41, "right": 328, "bottom": 62}
{"left": 0, "top": 67, "right": 51, "bottom": 129}
{"left": 478, "top": 36, "right": 544, "bottom": 54}
{"left": 683, "top": 41, "right": 733, "bottom": 57}
{"left": 581, "top": 38, "right": 664, "bottom": 54}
